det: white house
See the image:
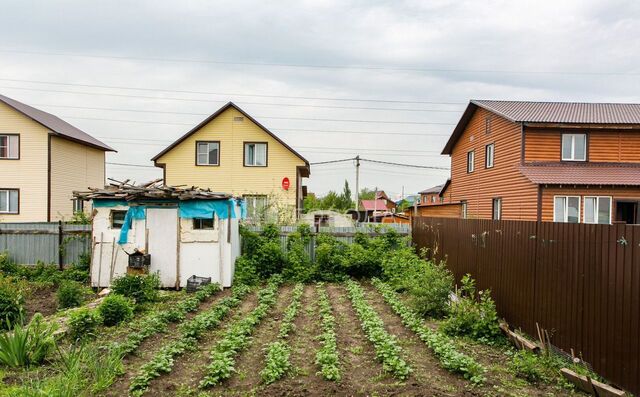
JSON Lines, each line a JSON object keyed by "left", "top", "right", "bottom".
{"left": 76, "top": 182, "right": 244, "bottom": 288}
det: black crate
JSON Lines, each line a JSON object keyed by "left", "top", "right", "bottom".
{"left": 186, "top": 275, "right": 212, "bottom": 293}
{"left": 128, "top": 254, "right": 150, "bottom": 269}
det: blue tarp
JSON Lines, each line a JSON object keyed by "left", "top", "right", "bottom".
{"left": 93, "top": 200, "right": 129, "bottom": 208}
{"left": 118, "top": 206, "right": 146, "bottom": 244}
{"left": 178, "top": 199, "right": 237, "bottom": 220}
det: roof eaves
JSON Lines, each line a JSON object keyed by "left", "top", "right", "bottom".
{"left": 441, "top": 102, "right": 478, "bottom": 155}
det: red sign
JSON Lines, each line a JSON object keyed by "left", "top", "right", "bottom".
{"left": 282, "top": 177, "right": 290, "bottom": 191}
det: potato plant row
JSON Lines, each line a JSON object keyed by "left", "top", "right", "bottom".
{"left": 314, "top": 283, "right": 341, "bottom": 381}
{"left": 199, "top": 277, "right": 283, "bottom": 388}
{"left": 371, "top": 278, "right": 485, "bottom": 384}
{"left": 344, "top": 280, "right": 412, "bottom": 380}
{"left": 260, "top": 283, "right": 305, "bottom": 384}
{"left": 128, "top": 284, "right": 252, "bottom": 396}
{"left": 110, "top": 283, "right": 222, "bottom": 357}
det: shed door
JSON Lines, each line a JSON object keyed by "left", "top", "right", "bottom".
{"left": 146, "top": 208, "right": 178, "bottom": 287}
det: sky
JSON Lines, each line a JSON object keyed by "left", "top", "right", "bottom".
{"left": 1, "top": 0, "right": 639, "bottom": 200}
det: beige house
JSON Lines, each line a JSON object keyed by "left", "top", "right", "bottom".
{"left": 0, "top": 94, "right": 114, "bottom": 222}
{"left": 152, "top": 102, "right": 310, "bottom": 223}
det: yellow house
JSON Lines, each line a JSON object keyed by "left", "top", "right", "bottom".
{"left": 0, "top": 94, "right": 114, "bottom": 222}
{"left": 152, "top": 102, "right": 310, "bottom": 223}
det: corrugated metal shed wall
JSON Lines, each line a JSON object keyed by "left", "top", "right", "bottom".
{"left": 0, "top": 222, "right": 91, "bottom": 265}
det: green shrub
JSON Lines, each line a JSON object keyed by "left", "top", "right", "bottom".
{"left": 441, "top": 275, "right": 501, "bottom": 342}
{"left": 98, "top": 294, "right": 134, "bottom": 326}
{"left": 282, "top": 224, "right": 314, "bottom": 282}
{"left": 57, "top": 280, "right": 87, "bottom": 309}
{"left": 0, "top": 252, "right": 19, "bottom": 274}
{"left": 111, "top": 273, "right": 160, "bottom": 304}
{"left": 0, "top": 313, "right": 56, "bottom": 367}
{"left": 314, "top": 234, "right": 347, "bottom": 282}
{"left": 68, "top": 308, "right": 101, "bottom": 340}
{"left": 233, "top": 256, "right": 261, "bottom": 286}
{"left": 382, "top": 248, "right": 453, "bottom": 318}
{"left": 0, "top": 276, "right": 25, "bottom": 329}
{"left": 510, "top": 350, "right": 549, "bottom": 383}
{"left": 74, "top": 252, "right": 91, "bottom": 271}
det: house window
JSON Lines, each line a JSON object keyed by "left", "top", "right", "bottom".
{"left": 244, "top": 195, "right": 269, "bottom": 220}
{"left": 196, "top": 141, "right": 220, "bottom": 166}
{"left": 73, "top": 199, "right": 84, "bottom": 213}
{"left": 111, "top": 210, "right": 127, "bottom": 229}
{"left": 431, "top": 196, "right": 436, "bottom": 203}
{"left": 492, "top": 198, "right": 501, "bottom": 220}
{"left": 561, "top": 134, "right": 586, "bottom": 161}
{"left": 0, "top": 135, "right": 19, "bottom": 159}
{"left": 584, "top": 196, "right": 611, "bottom": 224}
{"left": 461, "top": 201, "right": 468, "bottom": 219}
{"left": 0, "top": 189, "right": 18, "bottom": 213}
{"left": 467, "top": 151, "right": 475, "bottom": 173}
{"left": 244, "top": 143, "right": 267, "bottom": 166}
{"left": 554, "top": 196, "right": 580, "bottom": 223}
{"left": 314, "top": 214, "right": 330, "bottom": 227}
{"left": 193, "top": 218, "right": 215, "bottom": 230}
{"left": 485, "top": 144, "right": 494, "bottom": 168}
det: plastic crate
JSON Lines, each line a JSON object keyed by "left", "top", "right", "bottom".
{"left": 186, "top": 275, "right": 212, "bottom": 293}
{"left": 128, "top": 254, "right": 150, "bottom": 269}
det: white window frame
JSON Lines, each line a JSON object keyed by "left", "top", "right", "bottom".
{"left": 0, "top": 189, "right": 18, "bottom": 214}
{"left": 244, "top": 195, "right": 269, "bottom": 220}
{"left": 561, "top": 133, "right": 587, "bottom": 161}
{"left": 244, "top": 142, "right": 268, "bottom": 167}
{"left": 196, "top": 141, "right": 220, "bottom": 166}
{"left": 492, "top": 198, "right": 501, "bottom": 220}
{"left": 584, "top": 196, "right": 612, "bottom": 224}
{"left": 467, "top": 150, "right": 475, "bottom": 173}
{"left": 485, "top": 143, "right": 494, "bottom": 168}
{"left": 73, "top": 199, "right": 84, "bottom": 213}
{"left": 553, "top": 195, "right": 581, "bottom": 223}
{"left": 0, "top": 134, "right": 19, "bottom": 159}
{"left": 461, "top": 201, "right": 468, "bottom": 219}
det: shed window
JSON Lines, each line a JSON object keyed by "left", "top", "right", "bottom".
{"left": 245, "top": 195, "right": 268, "bottom": 220}
{"left": 584, "top": 196, "right": 611, "bottom": 224}
{"left": 111, "top": 210, "right": 127, "bottom": 229}
{"left": 0, "top": 135, "right": 19, "bottom": 159}
{"left": 561, "top": 134, "right": 586, "bottom": 161}
{"left": 0, "top": 189, "right": 18, "bottom": 213}
{"left": 193, "top": 218, "right": 215, "bottom": 230}
{"left": 492, "top": 198, "right": 501, "bottom": 220}
{"left": 467, "top": 151, "right": 475, "bottom": 173}
{"left": 196, "top": 141, "right": 220, "bottom": 165}
{"left": 485, "top": 143, "right": 494, "bottom": 168}
{"left": 244, "top": 143, "right": 267, "bottom": 166}
{"left": 554, "top": 196, "right": 580, "bottom": 223}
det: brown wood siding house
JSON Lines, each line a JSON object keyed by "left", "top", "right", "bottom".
{"left": 429, "top": 100, "right": 640, "bottom": 224}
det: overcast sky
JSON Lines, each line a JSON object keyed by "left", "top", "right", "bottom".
{"left": 1, "top": 0, "right": 639, "bottom": 200}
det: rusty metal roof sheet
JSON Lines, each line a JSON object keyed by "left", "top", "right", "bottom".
{"left": 519, "top": 163, "right": 640, "bottom": 186}
{"left": 0, "top": 94, "right": 115, "bottom": 151}
{"left": 472, "top": 100, "right": 640, "bottom": 124}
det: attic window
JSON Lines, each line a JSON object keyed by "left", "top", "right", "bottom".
{"left": 233, "top": 116, "right": 244, "bottom": 123}
{"left": 485, "top": 116, "right": 492, "bottom": 135}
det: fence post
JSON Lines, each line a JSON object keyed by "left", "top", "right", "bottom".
{"left": 58, "top": 220, "right": 64, "bottom": 270}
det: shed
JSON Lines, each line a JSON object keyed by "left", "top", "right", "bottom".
{"left": 300, "top": 210, "right": 354, "bottom": 228}
{"left": 74, "top": 180, "right": 245, "bottom": 289}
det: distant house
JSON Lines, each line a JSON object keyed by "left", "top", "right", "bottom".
{"left": 0, "top": 94, "right": 114, "bottom": 222}
{"left": 152, "top": 102, "right": 310, "bottom": 223}
{"left": 300, "top": 210, "right": 354, "bottom": 229}
{"left": 418, "top": 183, "right": 447, "bottom": 205}
{"left": 423, "top": 100, "right": 640, "bottom": 224}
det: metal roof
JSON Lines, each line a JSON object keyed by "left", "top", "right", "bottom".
{"left": 519, "top": 163, "right": 640, "bottom": 186}
{"left": 418, "top": 184, "right": 445, "bottom": 194}
{"left": 0, "top": 94, "right": 115, "bottom": 152}
{"left": 360, "top": 199, "right": 389, "bottom": 211}
{"left": 442, "top": 100, "right": 640, "bottom": 155}
{"left": 472, "top": 100, "right": 640, "bottom": 124}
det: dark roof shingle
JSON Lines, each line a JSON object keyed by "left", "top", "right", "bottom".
{"left": 418, "top": 184, "right": 445, "bottom": 194}
{"left": 0, "top": 94, "right": 114, "bottom": 151}
{"left": 519, "top": 163, "right": 640, "bottom": 186}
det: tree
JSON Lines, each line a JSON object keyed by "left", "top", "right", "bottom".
{"left": 359, "top": 187, "right": 376, "bottom": 200}
{"left": 339, "top": 180, "right": 354, "bottom": 210}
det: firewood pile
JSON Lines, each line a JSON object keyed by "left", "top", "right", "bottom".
{"left": 73, "top": 178, "right": 232, "bottom": 201}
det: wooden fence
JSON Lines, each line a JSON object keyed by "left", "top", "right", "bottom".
{"left": 412, "top": 217, "right": 639, "bottom": 395}
{"left": 243, "top": 223, "right": 410, "bottom": 262}
{"left": 0, "top": 222, "right": 91, "bottom": 266}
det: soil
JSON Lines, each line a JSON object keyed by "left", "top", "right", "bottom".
{"left": 24, "top": 283, "right": 58, "bottom": 320}
{"left": 102, "top": 287, "right": 233, "bottom": 397}
{"left": 143, "top": 288, "right": 261, "bottom": 395}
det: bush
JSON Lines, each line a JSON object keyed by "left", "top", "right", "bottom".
{"left": 441, "top": 275, "right": 501, "bottom": 342}
{"left": 381, "top": 248, "right": 453, "bottom": 318}
{"left": 510, "top": 350, "right": 549, "bottom": 383}
{"left": 57, "top": 280, "right": 87, "bottom": 309}
{"left": 74, "top": 252, "right": 91, "bottom": 271}
{"left": 0, "top": 313, "right": 56, "bottom": 367}
{"left": 282, "top": 224, "right": 314, "bottom": 282}
{"left": 98, "top": 294, "right": 134, "bottom": 326}
{"left": 0, "top": 276, "right": 25, "bottom": 329}
{"left": 0, "top": 252, "right": 19, "bottom": 274}
{"left": 67, "top": 308, "right": 101, "bottom": 341}
{"left": 111, "top": 273, "right": 160, "bottom": 304}
{"left": 233, "top": 256, "right": 260, "bottom": 286}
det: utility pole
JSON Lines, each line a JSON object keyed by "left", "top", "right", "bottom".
{"left": 355, "top": 155, "right": 360, "bottom": 215}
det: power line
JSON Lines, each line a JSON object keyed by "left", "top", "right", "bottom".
{"left": 310, "top": 158, "right": 356, "bottom": 165}
{"left": 107, "top": 162, "right": 156, "bottom": 168}
{"left": 360, "top": 158, "right": 449, "bottom": 170}
{"left": 2, "top": 48, "right": 637, "bottom": 76}
{"left": 0, "top": 80, "right": 464, "bottom": 105}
